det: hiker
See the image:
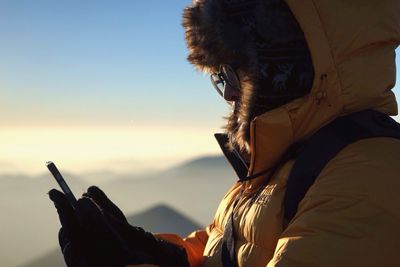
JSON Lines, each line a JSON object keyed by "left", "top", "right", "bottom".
{"left": 49, "top": 0, "right": 400, "bottom": 266}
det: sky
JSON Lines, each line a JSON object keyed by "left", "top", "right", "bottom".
{"left": 0, "top": 0, "right": 399, "bottom": 175}
{"left": 0, "top": 0, "right": 230, "bottom": 175}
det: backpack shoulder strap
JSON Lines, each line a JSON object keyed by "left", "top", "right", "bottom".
{"left": 284, "top": 109, "right": 400, "bottom": 222}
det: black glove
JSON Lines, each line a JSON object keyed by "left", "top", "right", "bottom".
{"left": 82, "top": 186, "right": 128, "bottom": 224}
{"left": 49, "top": 187, "right": 190, "bottom": 267}
{"left": 49, "top": 189, "right": 151, "bottom": 267}
{"left": 83, "top": 186, "right": 190, "bottom": 267}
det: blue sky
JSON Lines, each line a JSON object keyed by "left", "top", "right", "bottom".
{"left": 0, "top": 0, "right": 398, "bottom": 129}
{"left": 0, "top": 0, "right": 227, "bottom": 129}
{"left": 0, "top": 0, "right": 230, "bottom": 175}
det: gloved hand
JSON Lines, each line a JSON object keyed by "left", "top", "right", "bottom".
{"left": 82, "top": 186, "right": 190, "bottom": 267}
{"left": 49, "top": 189, "right": 151, "bottom": 267}
{"left": 49, "top": 187, "right": 190, "bottom": 267}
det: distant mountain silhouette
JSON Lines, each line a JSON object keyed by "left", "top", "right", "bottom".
{"left": 3, "top": 154, "right": 234, "bottom": 267}
{"left": 19, "top": 204, "right": 202, "bottom": 267}
{"left": 127, "top": 203, "right": 202, "bottom": 237}
{"left": 104, "top": 154, "right": 235, "bottom": 229}
{"left": 107, "top": 155, "right": 229, "bottom": 182}
{"left": 166, "top": 155, "right": 227, "bottom": 174}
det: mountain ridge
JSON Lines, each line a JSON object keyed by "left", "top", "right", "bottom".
{"left": 1, "top": 154, "right": 234, "bottom": 267}
{"left": 18, "top": 203, "right": 202, "bottom": 267}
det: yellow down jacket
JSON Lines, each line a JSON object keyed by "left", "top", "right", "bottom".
{"left": 149, "top": 1, "right": 400, "bottom": 267}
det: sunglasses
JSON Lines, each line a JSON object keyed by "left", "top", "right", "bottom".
{"left": 210, "top": 65, "right": 241, "bottom": 98}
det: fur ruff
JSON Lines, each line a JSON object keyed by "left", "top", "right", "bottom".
{"left": 182, "top": 0, "right": 313, "bottom": 156}
{"left": 183, "top": 0, "right": 260, "bottom": 155}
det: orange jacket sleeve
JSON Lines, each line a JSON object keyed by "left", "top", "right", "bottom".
{"left": 154, "top": 226, "right": 211, "bottom": 267}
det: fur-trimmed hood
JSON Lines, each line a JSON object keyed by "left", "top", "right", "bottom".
{"left": 182, "top": 0, "right": 314, "bottom": 156}
{"left": 183, "top": 0, "right": 399, "bottom": 176}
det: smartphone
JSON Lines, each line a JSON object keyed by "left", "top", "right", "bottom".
{"left": 46, "top": 161, "right": 78, "bottom": 208}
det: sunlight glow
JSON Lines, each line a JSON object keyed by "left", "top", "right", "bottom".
{"left": 0, "top": 126, "right": 221, "bottom": 175}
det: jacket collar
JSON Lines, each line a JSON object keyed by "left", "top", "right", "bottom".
{"left": 214, "top": 133, "right": 248, "bottom": 180}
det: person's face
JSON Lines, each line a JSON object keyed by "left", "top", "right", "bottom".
{"left": 210, "top": 64, "right": 241, "bottom": 104}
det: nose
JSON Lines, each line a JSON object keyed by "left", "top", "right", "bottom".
{"left": 223, "top": 82, "right": 240, "bottom": 102}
